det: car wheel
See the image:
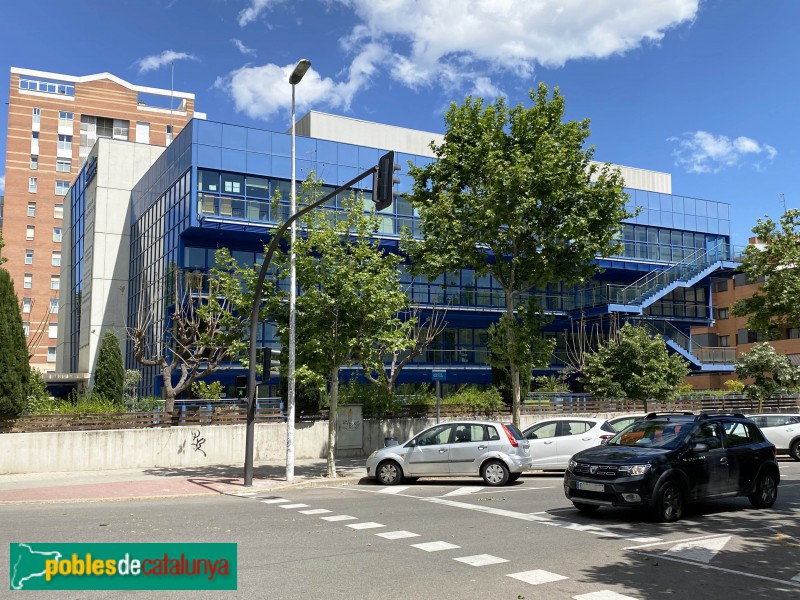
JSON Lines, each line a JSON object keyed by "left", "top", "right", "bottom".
{"left": 481, "top": 460, "right": 510, "bottom": 486}
{"left": 508, "top": 473, "right": 521, "bottom": 483}
{"left": 573, "top": 502, "right": 600, "bottom": 515}
{"left": 653, "top": 480, "right": 684, "bottom": 522}
{"left": 376, "top": 460, "right": 403, "bottom": 486}
{"left": 790, "top": 441, "right": 800, "bottom": 462}
{"left": 749, "top": 471, "right": 778, "bottom": 509}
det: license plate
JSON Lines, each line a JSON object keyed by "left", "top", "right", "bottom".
{"left": 576, "top": 481, "right": 604, "bottom": 493}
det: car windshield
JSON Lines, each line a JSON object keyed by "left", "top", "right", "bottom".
{"left": 606, "top": 420, "right": 692, "bottom": 449}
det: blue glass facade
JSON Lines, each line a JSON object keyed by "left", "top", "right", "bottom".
{"left": 124, "top": 118, "right": 734, "bottom": 397}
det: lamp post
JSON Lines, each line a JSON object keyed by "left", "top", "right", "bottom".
{"left": 287, "top": 58, "right": 310, "bottom": 482}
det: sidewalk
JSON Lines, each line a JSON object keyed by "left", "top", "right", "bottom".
{"left": 0, "top": 458, "right": 368, "bottom": 504}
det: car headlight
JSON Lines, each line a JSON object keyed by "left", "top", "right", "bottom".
{"left": 567, "top": 459, "right": 577, "bottom": 472}
{"left": 618, "top": 464, "right": 651, "bottom": 476}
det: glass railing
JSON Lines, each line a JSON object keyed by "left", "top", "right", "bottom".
{"left": 643, "top": 319, "right": 735, "bottom": 365}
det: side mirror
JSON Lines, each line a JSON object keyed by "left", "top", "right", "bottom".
{"left": 405, "top": 440, "right": 416, "bottom": 448}
{"left": 692, "top": 442, "right": 709, "bottom": 453}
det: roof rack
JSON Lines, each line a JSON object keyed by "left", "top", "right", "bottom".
{"left": 697, "top": 412, "right": 747, "bottom": 420}
{"left": 644, "top": 412, "right": 695, "bottom": 420}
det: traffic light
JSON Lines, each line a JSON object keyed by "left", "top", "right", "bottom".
{"left": 261, "top": 347, "right": 272, "bottom": 380}
{"left": 373, "top": 150, "right": 401, "bottom": 211}
{"left": 235, "top": 375, "right": 247, "bottom": 399}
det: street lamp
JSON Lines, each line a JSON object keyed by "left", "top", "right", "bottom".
{"left": 287, "top": 58, "right": 310, "bottom": 483}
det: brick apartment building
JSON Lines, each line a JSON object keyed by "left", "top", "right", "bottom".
{"left": 2, "top": 67, "right": 199, "bottom": 371}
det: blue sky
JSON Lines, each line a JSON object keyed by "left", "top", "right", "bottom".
{"left": 1, "top": 0, "right": 797, "bottom": 245}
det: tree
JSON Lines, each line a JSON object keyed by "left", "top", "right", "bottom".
{"left": 405, "top": 83, "right": 632, "bottom": 426}
{"left": 0, "top": 230, "right": 6, "bottom": 264}
{"left": 360, "top": 304, "right": 448, "bottom": 393}
{"left": 123, "top": 369, "right": 141, "bottom": 404}
{"left": 732, "top": 209, "right": 800, "bottom": 334}
{"left": 0, "top": 268, "right": 30, "bottom": 417}
{"left": 93, "top": 332, "right": 125, "bottom": 403}
{"left": 129, "top": 251, "right": 270, "bottom": 413}
{"left": 276, "top": 194, "right": 408, "bottom": 477}
{"left": 582, "top": 323, "right": 690, "bottom": 412}
{"left": 735, "top": 342, "right": 800, "bottom": 412}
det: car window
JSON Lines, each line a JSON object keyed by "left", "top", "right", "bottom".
{"left": 609, "top": 421, "right": 691, "bottom": 448}
{"left": 722, "top": 421, "right": 759, "bottom": 447}
{"left": 502, "top": 423, "right": 524, "bottom": 440}
{"left": 561, "top": 421, "right": 592, "bottom": 436}
{"left": 453, "top": 424, "right": 486, "bottom": 443}
{"left": 525, "top": 421, "right": 557, "bottom": 439}
{"left": 416, "top": 424, "right": 452, "bottom": 446}
{"left": 750, "top": 416, "right": 767, "bottom": 427}
{"left": 691, "top": 423, "right": 722, "bottom": 450}
{"left": 486, "top": 425, "right": 501, "bottom": 441}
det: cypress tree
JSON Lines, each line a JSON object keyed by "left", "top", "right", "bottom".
{"left": 94, "top": 331, "right": 124, "bottom": 403}
{"left": 0, "top": 268, "right": 30, "bottom": 417}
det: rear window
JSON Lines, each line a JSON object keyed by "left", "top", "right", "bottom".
{"left": 502, "top": 423, "right": 524, "bottom": 440}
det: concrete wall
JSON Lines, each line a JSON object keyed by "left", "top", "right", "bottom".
{"left": 0, "top": 413, "right": 617, "bottom": 475}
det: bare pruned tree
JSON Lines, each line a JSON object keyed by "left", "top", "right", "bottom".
{"left": 562, "top": 312, "right": 621, "bottom": 379}
{"left": 127, "top": 256, "right": 256, "bottom": 413}
{"left": 361, "top": 303, "right": 449, "bottom": 392}
{"left": 21, "top": 296, "right": 56, "bottom": 360}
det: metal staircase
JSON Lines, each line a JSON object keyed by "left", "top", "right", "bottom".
{"left": 641, "top": 319, "right": 735, "bottom": 372}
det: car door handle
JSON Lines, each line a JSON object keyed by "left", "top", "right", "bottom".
{"left": 719, "top": 457, "right": 728, "bottom": 465}
{"left": 439, "top": 449, "right": 448, "bottom": 453}
{"left": 582, "top": 437, "right": 591, "bottom": 441}
{"left": 477, "top": 445, "right": 487, "bottom": 450}
{"left": 544, "top": 441, "right": 554, "bottom": 445}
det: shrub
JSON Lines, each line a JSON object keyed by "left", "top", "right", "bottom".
{"left": 676, "top": 383, "right": 694, "bottom": 394}
{"left": 339, "top": 381, "right": 403, "bottom": 417}
{"left": 723, "top": 380, "right": 745, "bottom": 393}
{"left": 442, "top": 385, "right": 506, "bottom": 418}
{"left": 93, "top": 332, "right": 124, "bottom": 403}
{"left": 129, "top": 396, "right": 164, "bottom": 412}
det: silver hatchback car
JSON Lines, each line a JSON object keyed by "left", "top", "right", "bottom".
{"left": 366, "top": 421, "right": 532, "bottom": 486}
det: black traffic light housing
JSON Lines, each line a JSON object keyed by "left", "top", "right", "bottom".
{"left": 235, "top": 375, "right": 248, "bottom": 399}
{"left": 373, "top": 150, "right": 401, "bottom": 211}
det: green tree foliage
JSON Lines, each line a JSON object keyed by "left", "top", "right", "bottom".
{"left": 582, "top": 323, "right": 690, "bottom": 411}
{"left": 405, "top": 83, "right": 632, "bottom": 426}
{"left": 0, "top": 230, "right": 6, "bottom": 264}
{"left": 732, "top": 209, "right": 800, "bottom": 334}
{"left": 274, "top": 193, "right": 408, "bottom": 477}
{"left": 735, "top": 342, "right": 800, "bottom": 411}
{"left": 25, "top": 368, "right": 51, "bottom": 414}
{"left": 93, "top": 332, "right": 125, "bottom": 403}
{"left": 191, "top": 380, "right": 224, "bottom": 400}
{"left": 0, "top": 267, "right": 30, "bottom": 417}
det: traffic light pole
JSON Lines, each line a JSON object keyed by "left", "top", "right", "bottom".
{"left": 244, "top": 165, "right": 383, "bottom": 486}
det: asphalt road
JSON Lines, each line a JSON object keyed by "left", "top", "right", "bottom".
{"left": 3, "top": 458, "right": 799, "bottom": 599}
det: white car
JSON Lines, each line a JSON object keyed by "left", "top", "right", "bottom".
{"left": 366, "top": 421, "right": 533, "bottom": 486}
{"left": 522, "top": 417, "right": 616, "bottom": 470}
{"left": 747, "top": 414, "right": 800, "bottom": 461}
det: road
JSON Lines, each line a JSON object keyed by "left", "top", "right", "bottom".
{"left": 2, "top": 458, "right": 799, "bottom": 599}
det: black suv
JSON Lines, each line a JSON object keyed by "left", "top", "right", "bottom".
{"left": 564, "top": 412, "right": 780, "bottom": 522}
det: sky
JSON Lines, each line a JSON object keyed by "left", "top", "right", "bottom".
{"left": 0, "top": 0, "right": 798, "bottom": 246}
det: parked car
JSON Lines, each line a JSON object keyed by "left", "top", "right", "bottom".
{"left": 522, "top": 417, "right": 616, "bottom": 470}
{"left": 606, "top": 414, "right": 645, "bottom": 433}
{"left": 366, "top": 421, "right": 532, "bottom": 486}
{"left": 564, "top": 412, "right": 780, "bottom": 522}
{"left": 747, "top": 413, "right": 800, "bottom": 461}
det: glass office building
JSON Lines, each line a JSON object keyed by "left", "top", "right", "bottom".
{"left": 120, "top": 117, "right": 736, "bottom": 397}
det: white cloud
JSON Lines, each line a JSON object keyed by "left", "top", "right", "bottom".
{"left": 135, "top": 50, "right": 197, "bottom": 74}
{"left": 238, "top": 0, "right": 285, "bottom": 27}
{"left": 231, "top": 38, "right": 256, "bottom": 55}
{"left": 668, "top": 131, "right": 778, "bottom": 174}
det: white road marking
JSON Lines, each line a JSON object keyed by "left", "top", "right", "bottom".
{"left": 346, "top": 522, "right": 385, "bottom": 530}
{"left": 411, "top": 541, "right": 460, "bottom": 552}
{"left": 573, "top": 591, "right": 639, "bottom": 600}
{"left": 453, "top": 554, "right": 509, "bottom": 567}
{"left": 375, "top": 530, "right": 420, "bottom": 540}
{"left": 426, "top": 497, "right": 661, "bottom": 542}
{"left": 665, "top": 535, "right": 731, "bottom": 563}
{"left": 320, "top": 515, "right": 357, "bottom": 521}
{"left": 280, "top": 503, "right": 309, "bottom": 509}
{"left": 259, "top": 498, "right": 289, "bottom": 504}
{"left": 792, "top": 573, "right": 800, "bottom": 582}
{"left": 443, "top": 486, "right": 484, "bottom": 496}
{"left": 507, "top": 569, "right": 568, "bottom": 585}
{"left": 624, "top": 533, "right": 737, "bottom": 551}
{"left": 378, "top": 486, "right": 412, "bottom": 494}
{"left": 636, "top": 551, "right": 800, "bottom": 587}
{"left": 298, "top": 509, "right": 331, "bottom": 515}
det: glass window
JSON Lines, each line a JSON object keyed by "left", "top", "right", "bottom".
{"left": 52, "top": 251, "right": 61, "bottom": 266}
{"left": 719, "top": 335, "right": 730, "bottom": 347}
{"left": 562, "top": 421, "right": 592, "bottom": 436}
{"left": 56, "top": 158, "right": 71, "bottom": 173}
{"left": 24, "top": 249, "right": 34, "bottom": 265}
{"left": 198, "top": 169, "right": 219, "bottom": 192}
{"left": 717, "top": 307, "right": 729, "bottom": 320}
{"left": 29, "top": 177, "right": 37, "bottom": 193}
{"left": 55, "top": 180, "right": 70, "bottom": 195}
{"left": 50, "top": 298, "right": 59, "bottom": 313}
{"left": 245, "top": 176, "right": 270, "bottom": 199}
{"left": 48, "top": 323, "right": 58, "bottom": 338}
{"left": 54, "top": 204, "right": 64, "bottom": 219}
{"left": 722, "top": 421, "right": 754, "bottom": 447}
{"left": 53, "top": 227, "right": 62, "bottom": 242}
{"left": 27, "top": 202, "right": 36, "bottom": 217}
{"left": 166, "top": 124, "right": 173, "bottom": 145}
{"left": 32, "top": 107, "right": 40, "bottom": 124}
{"left": 47, "top": 347, "right": 56, "bottom": 362}
{"left": 57, "top": 134, "right": 72, "bottom": 151}
{"left": 136, "top": 121, "right": 150, "bottom": 144}
{"left": 113, "top": 119, "right": 129, "bottom": 140}
{"left": 58, "top": 111, "right": 73, "bottom": 129}
{"left": 26, "top": 225, "right": 35, "bottom": 240}
{"left": 453, "top": 424, "right": 486, "bottom": 443}
{"left": 525, "top": 421, "right": 558, "bottom": 439}
{"left": 30, "top": 155, "right": 38, "bottom": 170}
{"left": 24, "top": 274, "right": 32, "bottom": 289}
{"left": 415, "top": 424, "right": 453, "bottom": 446}
{"left": 22, "top": 297, "right": 32, "bottom": 313}
{"left": 23, "top": 323, "right": 30, "bottom": 337}
{"left": 222, "top": 172, "right": 244, "bottom": 195}
{"left": 51, "top": 275, "right": 60, "bottom": 290}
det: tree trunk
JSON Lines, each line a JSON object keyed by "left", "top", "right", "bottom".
{"left": 326, "top": 366, "right": 339, "bottom": 478}
{"left": 505, "top": 294, "right": 521, "bottom": 427}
